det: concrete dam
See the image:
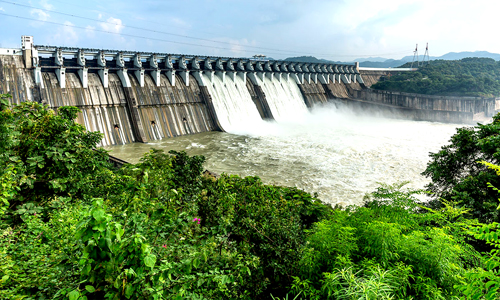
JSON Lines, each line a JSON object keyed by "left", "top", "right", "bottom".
{"left": 1, "top": 36, "right": 498, "bottom": 146}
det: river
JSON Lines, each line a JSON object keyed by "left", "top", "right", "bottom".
{"left": 105, "top": 103, "right": 460, "bottom": 206}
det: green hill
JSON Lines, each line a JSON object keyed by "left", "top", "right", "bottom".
{"left": 371, "top": 57, "right": 500, "bottom": 97}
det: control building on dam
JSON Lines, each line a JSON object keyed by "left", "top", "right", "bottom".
{"left": 1, "top": 36, "right": 498, "bottom": 146}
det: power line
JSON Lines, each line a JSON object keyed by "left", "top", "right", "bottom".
{"left": 0, "top": 8, "right": 412, "bottom": 59}
{"left": 1, "top": 0, "right": 314, "bottom": 55}
{"left": 5, "top": 12, "right": 343, "bottom": 58}
{"left": 1, "top": 0, "right": 411, "bottom": 58}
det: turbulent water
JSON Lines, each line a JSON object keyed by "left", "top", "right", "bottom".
{"left": 259, "top": 76, "right": 309, "bottom": 122}
{"left": 105, "top": 103, "right": 460, "bottom": 206}
{"left": 203, "top": 73, "right": 266, "bottom": 134}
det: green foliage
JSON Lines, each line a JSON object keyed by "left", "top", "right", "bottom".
{"left": 198, "top": 174, "right": 329, "bottom": 297}
{"left": 3, "top": 99, "right": 500, "bottom": 300}
{"left": 0, "top": 100, "right": 110, "bottom": 223}
{"left": 372, "top": 57, "right": 500, "bottom": 97}
{"left": 0, "top": 198, "right": 83, "bottom": 298}
{"left": 459, "top": 222, "right": 500, "bottom": 299}
{"left": 291, "top": 183, "right": 481, "bottom": 299}
{"left": 457, "top": 162, "right": 500, "bottom": 299}
{"left": 422, "top": 114, "right": 500, "bottom": 222}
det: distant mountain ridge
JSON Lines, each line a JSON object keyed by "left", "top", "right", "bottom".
{"left": 284, "top": 51, "right": 500, "bottom": 68}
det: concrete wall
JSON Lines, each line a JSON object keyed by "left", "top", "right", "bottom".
{"left": 3, "top": 51, "right": 498, "bottom": 145}
{"left": 130, "top": 73, "right": 215, "bottom": 140}
{"left": 1, "top": 55, "right": 216, "bottom": 146}
{"left": 295, "top": 71, "right": 497, "bottom": 124}
{"left": 0, "top": 55, "right": 40, "bottom": 104}
{"left": 358, "top": 70, "right": 389, "bottom": 88}
{"left": 40, "top": 71, "right": 136, "bottom": 145}
{"left": 333, "top": 97, "right": 476, "bottom": 124}
{"left": 298, "top": 81, "right": 328, "bottom": 107}
{"left": 351, "top": 88, "right": 497, "bottom": 118}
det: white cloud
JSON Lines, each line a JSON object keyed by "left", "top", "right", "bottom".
{"left": 85, "top": 25, "right": 96, "bottom": 38}
{"left": 100, "top": 17, "right": 124, "bottom": 34}
{"left": 0, "top": 7, "right": 5, "bottom": 11}
{"left": 28, "top": 0, "right": 53, "bottom": 24}
{"left": 30, "top": 8, "right": 50, "bottom": 21}
{"left": 49, "top": 21, "right": 79, "bottom": 46}
{"left": 39, "top": 0, "right": 53, "bottom": 10}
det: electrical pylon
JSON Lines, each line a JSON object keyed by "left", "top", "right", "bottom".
{"left": 411, "top": 44, "right": 419, "bottom": 69}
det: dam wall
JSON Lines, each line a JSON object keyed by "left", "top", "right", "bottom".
{"left": 36, "top": 68, "right": 215, "bottom": 145}
{"left": 1, "top": 54, "right": 216, "bottom": 146}
{"left": 350, "top": 88, "right": 497, "bottom": 123}
{"left": 298, "top": 81, "right": 328, "bottom": 107}
{"left": 5, "top": 39, "right": 362, "bottom": 145}
{"left": 358, "top": 70, "right": 388, "bottom": 87}
{"left": 246, "top": 78, "right": 274, "bottom": 119}
{"left": 128, "top": 73, "right": 215, "bottom": 141}
{"left": 2, "top": 36, "right": 498, "bottom": 146}
{"left": 0, "top": 54, "right": 39, "bottom": 104}
{"left": 41, "top": 71, "right": 136, "bottom": 145}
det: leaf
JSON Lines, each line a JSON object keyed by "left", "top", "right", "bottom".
{"left": 85, "top": 285, "right": 95, "bottom": 293}
{"left": 193, "top": 258, "right": 199, "bottom": 269}
{"left": 1, "top": 275, "right": 9, "bottom": 283}
{"left": 125, "top": 284, "right": 135, "bottom": 299}
{"left": 197, "top": 278, "right": 205, "bottom": 287}
{"left": 144, "top": 254, "right": 157, "bottom": 269}
{"left": 115, "top": 224, "right": 124, "bottom": 242}
{"left": 68, "top": 289, "right": 80, "bottom": 300}
{"left": 92, "top": 209, "right": 105, "bottom": 222}
{"left": 82, "top": 264, "right": 91, "bottom": 276}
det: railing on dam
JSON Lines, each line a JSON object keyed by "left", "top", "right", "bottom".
{"left": 27, "top": 43, "right": 364, "bottom": 90}
{"left": 358, "top": 67, "right": 417, "bottom": 72}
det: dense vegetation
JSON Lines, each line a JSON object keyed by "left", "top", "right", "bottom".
{"left": 372, "top": 57, "right": 500, "bottom": 97}
{"left": 1, "top": 94, "right": 500, "bottom": 299}
{"left": 422, "top": 114, "right": 500, "bottom": 223}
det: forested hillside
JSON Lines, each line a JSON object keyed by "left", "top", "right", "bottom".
{"left": 372, "top": 57, "right": 500, "bottom": 97}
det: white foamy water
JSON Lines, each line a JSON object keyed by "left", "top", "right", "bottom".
{"left": 203, "top": 74, "right": 270, "bottom": 134}
{"left": 106, "top": 103, "right": 460, "bottom": 206}
{"left": 259, "top": 76, "right": 309, "bottom": 123}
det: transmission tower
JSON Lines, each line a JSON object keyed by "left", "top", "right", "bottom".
{"left": 411, "top": 44, "right": 419, "bottom": 69}
{"left": 421, "top": 43, "right": 430, "bottom": 66}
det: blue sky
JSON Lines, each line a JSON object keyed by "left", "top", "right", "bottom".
{"left": 0, "top": 0, "right": 498, "bottom": 61}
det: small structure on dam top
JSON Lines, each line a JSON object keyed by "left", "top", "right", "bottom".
{"left": 0, "top": 35, "right": 498, "bottom": 147}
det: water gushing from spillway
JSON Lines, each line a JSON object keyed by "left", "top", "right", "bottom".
{"left": 203, "top": 74, "right": 269, "bottom": 134}
{"left": 259, "top": 76, "right": 309, "bottom": 122}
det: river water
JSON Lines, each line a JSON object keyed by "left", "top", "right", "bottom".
{"left": 105, "top": 103, "right": 460, "bottom": 206}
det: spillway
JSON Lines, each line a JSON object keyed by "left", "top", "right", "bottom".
{"left": 3, "top": 38, "right": 490, "bottom": 149}
{"left": 259, "top": 76, "right": 309, "bottom": 122}
{"left": 203, "top": 74, "right": 268, "bottom": 134}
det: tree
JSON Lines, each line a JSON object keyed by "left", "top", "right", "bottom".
{"left": 422, "top": 114, "right": 500, "bottom": 222}
{"left": 372, "top": 58, "right": 500, "bottom": 97}
{"left": 0, "top": 99, "right": 109, "bottom": 220}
